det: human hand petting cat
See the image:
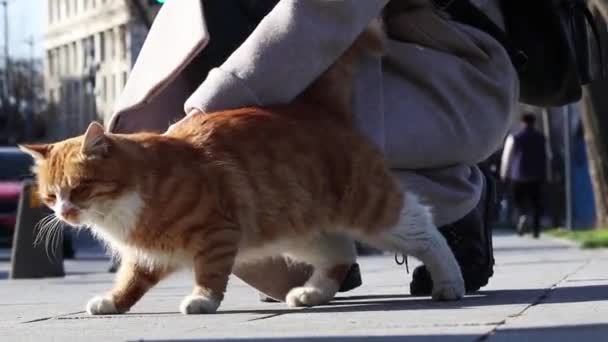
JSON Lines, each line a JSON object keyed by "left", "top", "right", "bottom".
{"left": 165, "top": 109, "right": 206, "bottom": 135}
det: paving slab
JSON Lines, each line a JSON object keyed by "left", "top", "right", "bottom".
{"left": 489, "top": 248, "right": 608, "bottom": 342}
{"left": 0, "top": 232, "right": 606, "bottom": 341}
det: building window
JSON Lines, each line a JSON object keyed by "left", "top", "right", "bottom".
{"left": 122, "top": 71, "right": 127, "bottom": 88}
{"left": 65, "top": 0, "right": 70, "bottom": 17}
{"left": 57, "top": 48, "right": 62, "bottom": 76}
{"left": 86, "top": 35, "right": 95, "bottom": 63}
{"left": 53, "top": 49, "right": 59, "bottom": 76}
{"left": 99, "top": 32, "right": 105, "bottom": 62}
{"left": 119, "top": 25, "right": 127, "bottom": 60}
{"left": 71, "top": 42, "right": 77, "bottom": 73}
{"left": 81, "top": 38, "right": 88, "bottom": 67}
{"left": 108, "top": 29, "right": 115, "bottom": 59}
{"left": 47, "top": 51, "right": 54, "bottom": 76}
{"left": 111, "top": 74, "right": 116, "bottom": 101}
{"left": 102, "top": 76, "right": 107, "bottom": 102}
{"left": 64, "top": 45, "right": 71, "bottom": 74}
{"left": 72, "top": 81, "right": 79, "bottom": 115}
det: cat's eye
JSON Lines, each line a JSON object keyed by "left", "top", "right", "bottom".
{"left": 77, "top": 179, "right": 99, "bottom": 188}
{"left": 71, "top": 185, "right": 90, "bottom": 196}
{"left": 42, "top": 193, "right": 56, "bottom": 203}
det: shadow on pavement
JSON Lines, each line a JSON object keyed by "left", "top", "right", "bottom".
{"left": 120, "top": 284, "right": 607, "bottom": 317}
{"left": 498, "top": 258, "right": 591, "bottom": 266}
{"left": 136, "top": 323, "right": 608, "bottom": 342}
{"left": 492, "top": 323, "right": 608, "bottom": 341}
{"left": 137, "top": 336, "right": 474, "bottom": 342}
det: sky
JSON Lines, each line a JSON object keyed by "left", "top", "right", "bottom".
{"left": 0, "top": 0, "right": 46, "bottom": 60}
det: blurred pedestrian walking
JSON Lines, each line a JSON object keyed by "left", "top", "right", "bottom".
{"left": 500, "top": 113, "right": 547, "bottom": 238}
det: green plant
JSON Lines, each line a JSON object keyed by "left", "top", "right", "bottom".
{"left": 547, "top": 228, "right": 608, "bottom": 248}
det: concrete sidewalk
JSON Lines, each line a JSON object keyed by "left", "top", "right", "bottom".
{"left": 0, "top": 232, "right": 607, "bottom": 341}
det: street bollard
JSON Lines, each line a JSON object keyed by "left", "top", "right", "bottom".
{"left": 10, "top": 180, "right": 64, "bottom": 278}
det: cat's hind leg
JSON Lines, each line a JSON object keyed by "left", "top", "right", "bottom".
{"left": 283, "top": 233, "right": 356, "bottom": 307}
{"left": 360, "top": 192, "right": 465, "bottom": 301}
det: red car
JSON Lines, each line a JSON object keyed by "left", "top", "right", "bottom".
{"left": 0, "top": 147, "right": 34, "bottom": 247}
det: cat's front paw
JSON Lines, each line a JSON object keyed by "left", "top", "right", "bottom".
{"left": 179, "top": 294, "right": 220, "bottom": 314}
{"left": 432, "top": 279, "right": 465, "bottom": 301}
{"left": 86, "top": 296, "right": 124, "bottom": 315}
{"left": 285, "top": 286, "right": 334, "bottom": 307}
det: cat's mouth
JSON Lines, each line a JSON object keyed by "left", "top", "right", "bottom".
{"left": 57, "top": 208, "right": 82, "bottom": 226}
{"left": 57, "top": 208, "right": 107, "bottom": 227}
{"left": 58, "top": 216, "right": 80, "bottom": 226}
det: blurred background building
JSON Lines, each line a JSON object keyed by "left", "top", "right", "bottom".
{"left": 43, "top": 0, "right": 161, "bottom": 139}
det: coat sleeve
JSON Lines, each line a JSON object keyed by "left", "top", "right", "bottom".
{"left": 184, "top": 0, "right": 389, "bottom": 113}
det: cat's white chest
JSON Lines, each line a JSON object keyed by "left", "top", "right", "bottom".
{"left": 84, "top": 191, "right": 143, "bottom": 241}
{"left": 82, "top": 192, "right": 145, "bottom": 255}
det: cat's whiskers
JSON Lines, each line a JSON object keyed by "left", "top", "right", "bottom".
{"left": 34, "top": 214, "right": 64, "bottom": 260}
{"left": 47, "top": 217, "right": 64, "bottom": 259}
{"left": 34, "top": 214, "right": 56, "bottom": 247}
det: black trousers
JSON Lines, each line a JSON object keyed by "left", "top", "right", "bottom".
{"left": 511, "top": 180, "right": 543, "bottom": 236}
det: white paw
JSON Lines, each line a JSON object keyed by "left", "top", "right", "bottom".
{"left": 432, "top": 279, "right": 465, "bottom": 301}
{"left": 86, "top": 296, "right": 123, "bottom": 315}
{"left": 285, "top": 286, "right": 334, "bottom": 307}
{"left": 179, "top": 294, "right": 220, "bottom": 314}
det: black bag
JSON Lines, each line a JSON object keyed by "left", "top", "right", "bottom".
{"left": 434, "top": 0, "right": 605, "bottom": 107}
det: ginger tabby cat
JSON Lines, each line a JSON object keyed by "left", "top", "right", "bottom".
{"left": 20, "top": 24, "right": 464, "bottom": 315}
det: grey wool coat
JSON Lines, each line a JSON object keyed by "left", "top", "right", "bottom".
{"left": 109, "top": 0, "right": 518, "bottom": 226}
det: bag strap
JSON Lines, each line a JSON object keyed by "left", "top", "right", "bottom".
{"left": 431, "top": 0, "right": 529, "bottom": 70}
{"left": 572, "top": 1, "right": 605, "bottom": 78}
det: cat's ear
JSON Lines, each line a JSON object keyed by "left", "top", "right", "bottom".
{"left": 19, "top": 144, "right": 52, "bottom": 162}
{"left": 81, "top": 122, "right": 110, "bottom": 157}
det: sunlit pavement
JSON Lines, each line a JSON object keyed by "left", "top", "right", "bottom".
{"left": 0, "top": 231, "right": 607, "bottom": 342}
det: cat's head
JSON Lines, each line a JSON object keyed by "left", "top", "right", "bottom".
{"left": 19, "top": 122, "right": 135, "bottom": 227}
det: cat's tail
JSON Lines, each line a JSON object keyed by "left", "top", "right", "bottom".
{"left": 298, "top": 19, "right": 385, "bottom": 126}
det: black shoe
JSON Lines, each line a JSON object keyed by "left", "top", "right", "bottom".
{"left": 516, "top": 215, "right": 528, "bottom": 236}
{"left": 259, "top": 263, "right": 362, "bottom": 302}
{"left": 338, "top": 263, "right": 362, "bottom": 292}
{"left": 108, "top": 258, "right": 120, "bottom": 273}
{"left": 410, "top": 169, "right": 496, "bottom": 295}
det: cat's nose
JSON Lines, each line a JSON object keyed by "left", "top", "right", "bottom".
{"left": 61, "top": 207, "right": 79, "bottom": 219}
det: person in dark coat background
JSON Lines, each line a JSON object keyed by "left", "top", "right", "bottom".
{"left": 500, "top": 113, "right": 547, "bottom": 238}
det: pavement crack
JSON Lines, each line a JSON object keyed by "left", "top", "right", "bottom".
{"left": 476, "top": 259, "right": 592, "bottom": 341}
{"left": 20, "top": 311, "right": 85, "bottom": 324}
{"left": 246, "top": 312, "right": 286, "bottom": 322}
